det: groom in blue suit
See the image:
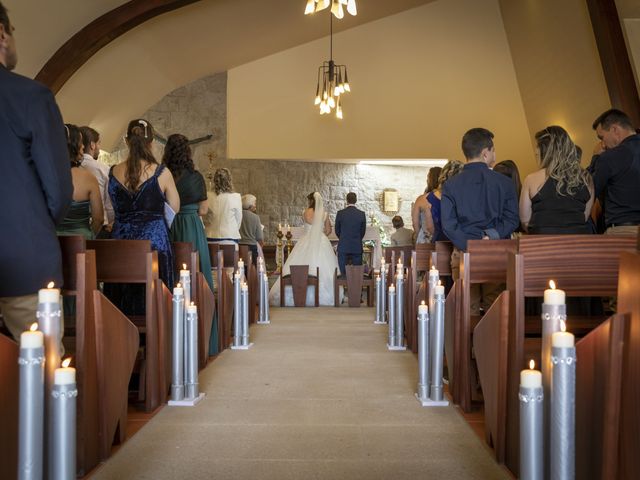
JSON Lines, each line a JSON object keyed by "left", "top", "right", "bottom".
{"left": 335, "top": 192, "right": 367, "bottom": 277}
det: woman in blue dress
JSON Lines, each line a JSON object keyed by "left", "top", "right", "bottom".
{"left": 109, "top": 119, "right": 180, "bottom": 288}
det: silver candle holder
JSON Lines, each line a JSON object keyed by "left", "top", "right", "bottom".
{"left": 429, "top": 287, "right": 447, "bottom": 404}
{"left": 394, "top": 271, "right": 406, "bottom": 350}
{"left": 415, "top": 302, "right": 431, "bottom": 402}
{"left": 18, "top": 339, "right": 45, "bottom": 480}
{"left": 520, "top": 384, "right": 544, "bottom": 480}
{"left": 257, "top": 261, "right": 270, "bottom": 324}
{"left": 232, "top": 281, "right": 253, "bottom": 350}
{"left": 232, "top": 271, "right": 242, "bottom": 348}
{"left": 387, "top": 285, "right": 397, "bottom": 349}
{"left": 50, "top": 378, "right": 76, "bottom": 480}
{"left": 185, "top": 305, "right": 199, "bottom": 399}
{"left": 169, "top": 288, "right": 185, "bottom": 402}
{"left": 551, "top": 344, "right": 576, "bottom": 480}
{"left": 380, "top": 265, "right": 387, "bottom": 323}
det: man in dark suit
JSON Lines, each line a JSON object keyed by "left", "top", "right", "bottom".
{"left": 0, "top": 2, "right": 72, "bottom": 341}
{"left": 335, "top": 192, "right": 367, "bottom": 277}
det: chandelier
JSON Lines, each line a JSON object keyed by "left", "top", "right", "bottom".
{"left": 305, "top": 0, "right": 357, "bottom": 19}
{"left": 313, "top": 13, "right": 351, "bottom": 118}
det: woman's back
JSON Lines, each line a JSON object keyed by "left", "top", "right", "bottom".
{"left": 528, "top": 176, "right": 591, "bottom": 234}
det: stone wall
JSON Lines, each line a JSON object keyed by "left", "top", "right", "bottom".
{"left": 108, "top": 72, "right": 431, "bottom": 243}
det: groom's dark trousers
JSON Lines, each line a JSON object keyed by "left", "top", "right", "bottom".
{"left": 335, "top": 205, "right": 367, "bottom": 276}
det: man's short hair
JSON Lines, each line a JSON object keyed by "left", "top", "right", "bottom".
{"left": 242, "top": 194, "right": 256, "bottom": 210}
{"left": 592, "top": 108, "right": 634, "bottom": 131}
{"left": 0, "top": 2, "right": 11, "bottom": 32}
{"left": 392, "top": 215, "right": 404, "bottom": 229}
{"left": 80, "top": 126, "right": 99, "bottom": 151}
{"left": 346, "top": 192, "right": 357, "bottom": 204}
{"left": 461, "top": 128, "right": 494, "bottom": 160}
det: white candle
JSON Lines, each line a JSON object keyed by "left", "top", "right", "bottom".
{"left": 552, "top": 321, "right": 575, "bottom": 348}
{"left": 389, "top": 284, "right": 395, "bottom": 293}
{"left": 287, "top": 224, "right": 291, "bottom": 232}
{"left": 21, "top": 323, "right": 44, "bottom": 349}
{"left": 429, "top": 266, "right": 439, "bottom": 278}
{"left": 418, "top": 301, "right": 428, "bottom": 315}
{"left": 173, "top": 285, "right": 184, "bottom": 296}
{"left": 435, "top": 285, "right": 445, "bottom": 295}
{"left": 397, "top": 270, "right": 403, "bottom": 280}
{"left": 38, "top": 282, "right": 60, "bottom": 304}
{"left": 180, "top": 264, "right": 190, "bottom": 279}
{"left": 54, "top": 358, "right": 76, "bottom": 385}
{"left": 238, "top": 259, "right": 244, "bottom": 270}
{"left": 544, "top": 280, "right": 565, "bottom": 305}
{"left": 242, "top": 282, "right": 248, "bottom": 291}
{"left": 521, "top": 360, "right": 542, "bottom": 388}
{"left": 186, "top": 303, "right": 197, "bottom": 314}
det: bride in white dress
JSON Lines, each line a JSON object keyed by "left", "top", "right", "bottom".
{"left": 269, "top": 192, "right": 343, "bottom": 306}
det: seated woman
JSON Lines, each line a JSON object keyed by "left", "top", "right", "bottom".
{"left": 109, "top": 119, "right": 180, "bottom": 288}
{"left": 57, "top": 124, "right": 103, "bottom": 239}
{"left": 425, "top": 160, "right": 464, "bottom": 243}
{"left": 520, "top": 126, "right": 594, "bottom": 234}
{"left": 390, "top": 215, "right": 413, "bottom": 246}
{"left": 269, "top": 192, "right": 341, "bottom": 306}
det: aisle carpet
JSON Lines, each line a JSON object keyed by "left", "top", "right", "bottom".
{"left": 92, "top": 307, "right": 509, "bottom": 479}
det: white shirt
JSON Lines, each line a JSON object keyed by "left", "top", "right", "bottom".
{"left": 206, "top": 191, "right": 242, "bottom": 242}
{"left": 80, "top": 153, "right": 114, "bottom": 224}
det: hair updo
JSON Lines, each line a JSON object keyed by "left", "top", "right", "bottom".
{"left": 124, "top": 118, "right": 157, "bottom": 191}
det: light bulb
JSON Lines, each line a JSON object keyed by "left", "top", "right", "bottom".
{"left": 304, "top": 0, "right": 315, "bottom": 15}
{"left": 347, "top": 0, "right": 357, "bottom": 16}
{"left": 338, "top": 84, "right": 345, "bottom": 94}
{"left": 343, "top": 82, "right": 351, "bottom": 92}
{"left": 334, "top": 86, "right": 341, "bottom": 96}
{"left": 336, "top": 107, "right": 343, "bottom": 119}
{"left": 323, "top": 90, "right": 328, "bottom": 100}
{"left": 314, "top": 95, "right": 321, "bottom": 105}
{"left": 331, "top": 1, "right": 344, "bottom": 18}
{"left": 328, "top": 97, "right": 336, "bottom": 108}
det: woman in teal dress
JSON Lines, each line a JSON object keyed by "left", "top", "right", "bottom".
{"left": 57, "top": 124, "right": 103, "bottom": 239}
{"left": 162, "top": 134, "right": 218, "bottom": 355}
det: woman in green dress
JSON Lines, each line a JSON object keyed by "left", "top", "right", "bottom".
{"left": 162, "top": 134, "right": 217, "bottom": 355}
{"left": 57, "top": 124, "right": 103, "bottom": 239}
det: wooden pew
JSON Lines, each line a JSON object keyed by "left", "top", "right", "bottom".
{"left": 87, "top": 239, "right": 161, "bottom": 412}
{"left": 576, "top": 313, "right": 628, "bottom": 480}
{"left": 502, "top": 235, "right": 636, "bottom": 475}
{"left": 93, "top": 291, "right": 139, "bottom": 460}
{"left": 210, "top": 248, "right": 234, "bottom": 351}
{"left": 59, "top": 237, "right": 102, "bottom": 475}
{"left": 240, "top": 247, "right": 259, "bottom": 325}
{"left": 334, "top": 265, "right": 374, "bottom": 307}
{"left": 455, "top": 239, "right": 516, "bottom": 413}
{"left": 0, "top": 334, "right": 18, "bottom": 480}
{"left": 155, "top": 280, "right": 173, "bottom": 402}
{"left": 616, "top": 249, "right": 640, "bottom": 479}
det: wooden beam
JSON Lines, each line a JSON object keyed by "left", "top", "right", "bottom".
{"left": 586, "top": 0, "right": 640, "bottom": 126}
{"left": 35, "top": 0, "right": 202, "bottom": 94}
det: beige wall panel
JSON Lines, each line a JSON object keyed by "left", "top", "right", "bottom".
{"left": 623, "top": 19, "right": 640, "bottom": 95}
{"left": 499, "top": 0, "right": 611, "bottom": 173}
{"left": 228, "top": 0, "right": 534, "bottom": 171}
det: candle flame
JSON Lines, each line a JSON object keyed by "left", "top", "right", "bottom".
{"left": 560, "top": 320, "right": 567, "bottom": 333}
{"left": 47, "top": 281, "right": 54, "bottom": 289}
{"left": 182, "top": 263, "right": 187, "bottom": 270}
{"left": 191, "top": 301, "right": 195, "bottom": 306}
{"left": 549, "top": 280, "right": 556, "bottom": 290}
{"left": 421, "top": 300, "right": 426, "bottom": 305}
{"left": 176, "top": 282, "right": 181, "bottom": 288}
{"left": 62, "top": 358, "right": 72, "bottom": 368}
{"left": 431, "top": 265, "right": 436, "bottom": 270}
{"left": 30, "top": 323, "right": 38, "bottom": 332}
{"left": 438, "top": 280, "right": 442, "bottom": 286}
{"left": 529, "top": 359, "right": 535, "bottom": 370}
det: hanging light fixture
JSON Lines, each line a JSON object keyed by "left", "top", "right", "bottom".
{"left": 305, "top": 0, "right": 357, "bottom": 19}
{"left": 313, "top": 12, "right": 351, "bottom": 118}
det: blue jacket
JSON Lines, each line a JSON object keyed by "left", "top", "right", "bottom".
{"left": 0, "top": 65, "right": 72, "bottom": 296}
{"left": 441, "top": 162, "right": 519, "bottom": 251}
{"left": 335, "top": 205, "right": 366, "bottom": 254}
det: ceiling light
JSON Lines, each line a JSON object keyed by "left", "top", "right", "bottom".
{"left": 305, "top": 0, "right": 357, "bottom": 18}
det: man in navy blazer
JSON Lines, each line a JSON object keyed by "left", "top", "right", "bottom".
{"left": 335, "top": 192, "right": 367, "bottom": 276}
{"left": 0, "top": 3, "right": 72, "bottom": 341}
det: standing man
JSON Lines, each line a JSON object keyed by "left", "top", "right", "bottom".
{"left": 441, "top": 128, "right": 519, "bottom": 313}
{"left": 0, "top": 2, "right": 72, "bottom": 341}
{"left": 80, "top": 126, "right": 114, "bottom": 236}
{"left": 591, "top": 109, "right": 640, "bottom": 235}
{"left": 335, "top": 192, "right": 366, "bottom": 276}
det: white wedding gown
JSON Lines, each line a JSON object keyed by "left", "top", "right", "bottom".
{"left": 269, "top": 193, "right": 343, "bottom": 306}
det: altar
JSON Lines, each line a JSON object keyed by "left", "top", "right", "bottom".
{"left": 288, "top": 225, "right": 383, "bottom": 269}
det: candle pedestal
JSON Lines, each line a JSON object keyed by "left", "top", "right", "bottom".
{"left": 50, "top": 382, "right": 77, "bottom": 480}
{"left": 18, "top": 344, "right": 45, "bottom": 480}
{"left": 374, "top": 273, "right": 386, "bottom": 324}
{"left": 415, "top": 304, "right": 431, "bottom": 403}
{"left": 169, "top": 289, "right": 185, "bottom": 402}
{"left": 519, "top": 385, "right": 544, "bottom": 480}
{"left": 257, "top": 271, "right": 270, "bottom": 324}
{"left": 232, "top": 283, "right": 253, "bottom": 350}
{"left": 379, "top": 266, "right": 387, "bottom": 324}
{"left": 276, "top": 230, "right": 284, "bottom": 271}
{"left": 170, "top": 304, "right": 206, "bottom": 407}
{"left": 393, "top": 273, "right": 407, "bottom": 350}
{"left": 541, "top": 302, "right": 565, "bottom": 475}
{"left": 551, "top": 345, "right": 576, "bottom": 480}
{"left": 285, "top": 230, "right": 293, "bottom": 257}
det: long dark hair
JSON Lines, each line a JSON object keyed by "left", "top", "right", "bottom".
{"left": 307, "top": 192, "right": 316, "bottom": 210}
{"left": 125, "top": 119, "right": 157, "bottom": 191}
{"left": 65, "top": 123, "right": 83, "bottom": 167}
{"left": 162, "top": 133, "right": 194, "bottom": 178}
{"left": 493, "top": 160, "right": 522, "bottom": 198}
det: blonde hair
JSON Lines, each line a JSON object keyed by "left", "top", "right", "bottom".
{"left": 535, "top": 126, "right": 590, "bottom": 196}
{"left": 437, "top": 160, "right": 464, "bottom": 188}
{"left": 213, "top": 168, "right": 234, "bottom": 195}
